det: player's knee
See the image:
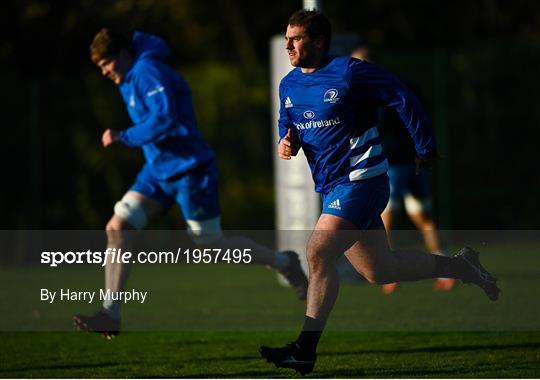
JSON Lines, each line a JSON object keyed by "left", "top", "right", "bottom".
{"left": 404, "top": 194, "right": 431, "bottom": 216}
{"left": 105, "top": 217, "right": 131, "bottom": 246}
{"left": 306, "top": 243, "right": 334, "bottom": 274}
{"left": 105, "top": 219, "right": 120, "bottom": 232}
{"left": 306, "top": 243, "right": 321, "bottom": 264}
{"left": 418, "top": 219, "right": 436, "bottom": 231}
{"left": 186, "top": 216, "right": 222, "bottom": 246}
{"left": 112, "top": 194, "right": 148, "bottom": 230}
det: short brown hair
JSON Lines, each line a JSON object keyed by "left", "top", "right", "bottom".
{"left": 288, "top": 10, "right": 332, "bottom": 51}
{"left": 90, "top": 28, "right": 131, "bottom": 64}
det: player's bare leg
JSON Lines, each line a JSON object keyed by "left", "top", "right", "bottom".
{"left": 260, "top": 214, "right": 438, "bottom": 375}
{"left": 408, "top": 212, "right": 441, "bottom": 253}
{"left": 73, "top": 191, "right": 162, "bottom": 338}
{"left": 408, "top": 210, "right": 456, "bottom": 291}
{"left": 261, "top": 214, "right": 499, "bottom": 374}
{"left": 206, "top": 235, "right": 308, "bottom": 299}
{"left": 381, "top": 206, "right": 396, "bottom": 249}
{"left": 261, "top": 214, "right": 352, "bottom": 375}
{"left": 186, "top": 216, "right": 307, "bottom": 299}
{"left": 381, "top": 199, "right": 456, "bottom": 293}
{"left": 380, "top": 207, "right": 400, "bottom": 294}
{"left": 305, "top": 215, "right": 361, "bottom": 320}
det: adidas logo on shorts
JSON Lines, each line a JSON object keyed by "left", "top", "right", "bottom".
{"left": 328, "top": 199, "right": 341, "bottom": 210}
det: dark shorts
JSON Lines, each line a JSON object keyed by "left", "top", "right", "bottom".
{"left": 130, "top": 160, "right": 221, "bottom": 221}
{"left": 387, "top": 164, "right": 431, "bottom": 201}
{"left": 321, "top": 174, "right": 390, "bottom": 230}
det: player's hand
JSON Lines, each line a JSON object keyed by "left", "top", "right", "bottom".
{"left": 415, "top": 154, "right": 444, "bottom": 175}
{"left": 278, "top": 129, "right": 298, "bottom": 160}
{"left": 102, "top": 129, "right": 120, "bottom": 147}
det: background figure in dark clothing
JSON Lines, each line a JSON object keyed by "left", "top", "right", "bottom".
{"left": 351, "top": 44, "right": 456, "bottom": 294}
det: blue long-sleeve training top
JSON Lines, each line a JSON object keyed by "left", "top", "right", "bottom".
{"left": 278, "top": 55, "right": 437, "bottom": 194}
{"left": 118, "top": 32, "right": 214, "bottom": 180}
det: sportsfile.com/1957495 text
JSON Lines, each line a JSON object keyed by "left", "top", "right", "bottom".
{"left": 40, "top": 248, "right": 253, "bottom": 267}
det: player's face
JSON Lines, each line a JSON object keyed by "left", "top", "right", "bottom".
{"left": 97, "top": 51, "right": 131, "bottom": 85}
{"left": 285, "top": 25, "right": 322, "bottom": 69}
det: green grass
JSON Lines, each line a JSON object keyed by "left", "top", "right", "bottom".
{"left": 0, "top": 242, "right": 539, "bottom": 377}
{"left": 0, "top": 331, "right": 539, "bottom": 377}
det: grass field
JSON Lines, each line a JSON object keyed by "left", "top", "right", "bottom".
{"left": 0, "top": 241, "right": 539, "bottom": 377}
{"left": 1, "top": 331, "right": 539, "bottom": 377}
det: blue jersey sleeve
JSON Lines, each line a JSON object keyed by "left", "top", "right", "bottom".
{"left": 348, "top": 60, "right": 437, "bottom": 159}
{"left": 278, "top": 80, "right": 301, "bottom": 148}
{"left": 118, "top": 65, "right": 179, "bottom": 147}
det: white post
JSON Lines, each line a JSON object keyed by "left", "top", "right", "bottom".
{"left": 270, "top": 0, "right": 325, "bottom": 280}
{"left": 303, "top": 0, "right": 321, "bottom": 10}
{"left": 271, "top": 36, "right": 319, "bottom": 277}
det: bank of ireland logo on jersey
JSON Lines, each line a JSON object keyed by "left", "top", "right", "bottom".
{"left": 129, "top": 94, "right": 135, "bottom": 107}
{"left": 284, "top": 96, "right": 293, "bottom": 108}
{"left": 303, "top": 110, "right": 315, "bottom": 119}
{"left": 324, "top": 88, "right": 340, "bottom": 103}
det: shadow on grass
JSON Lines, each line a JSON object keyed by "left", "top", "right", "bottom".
{"left": 176, "top": 366, "right": 460, "bottom": 379}
{"left": 322, "top": 341, "right": 540, "bottom": 357}
{"left": 189, "top": 370, "right": 286, "bottom": 378}
{"left": 315, "top": 367, "right": 454, "bottom": 378}
{"left": 0, "top": 361, "right": 120, "bottom": 374}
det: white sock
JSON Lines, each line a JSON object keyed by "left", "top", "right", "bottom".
{"left": 272, "top": 251, "right": 291, "bottom": 270}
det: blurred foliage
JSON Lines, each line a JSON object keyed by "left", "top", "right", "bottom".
{"left": 1, "top": 0, "right": 539, "bottom": 229}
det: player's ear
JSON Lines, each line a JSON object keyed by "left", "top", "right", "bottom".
{"left": 114, "top": 49, "right": 132, "bottom": 66}
{"left": 314, "top": 36, "right": 325, "bottom": 50}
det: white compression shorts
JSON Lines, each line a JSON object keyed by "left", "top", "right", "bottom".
{"left": 385, "top": 193, "right": 433, "bottom": 215}
{"left": 113, "top": 193, "right": 148, "bottom": 230}
{"left": 186, "top": 216, "right": 223, "bottom": 245}
{"left": 114, "top": 194, "right": 222, "bottom": 243}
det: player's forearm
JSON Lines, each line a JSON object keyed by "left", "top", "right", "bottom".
{"left": 394, "top": 92, "right": 437, "bottom": 158}
{"left": 119, "top": 115, "right": 176, "bottom": 147}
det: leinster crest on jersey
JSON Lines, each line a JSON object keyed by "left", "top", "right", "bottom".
{"left": 323, "top": 89, "right": 340, "bottom": 103}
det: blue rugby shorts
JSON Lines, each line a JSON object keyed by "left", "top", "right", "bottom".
{"left": 321, "top": 174, "right": 390, "bottom": 230}
{"left": 130, "top": 160, "right": 221, "bottom": 221}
